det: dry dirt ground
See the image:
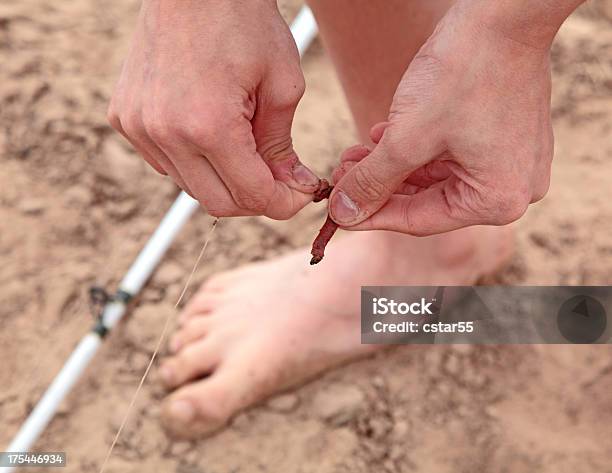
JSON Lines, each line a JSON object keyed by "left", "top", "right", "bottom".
{"left": 1, "top": 1, "right": 612, "bottom": 472}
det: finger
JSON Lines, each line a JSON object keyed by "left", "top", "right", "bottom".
{"left": 171, "top": 147, "right": 312, "bottom": 219}
{"left": 165, "top": 148, "right": 258, "bottom": 217}
{"left": 191, "top": 149, "right": 311, "bottom": 220}
{"left": 531, "top": 170, "right": 551, "bottom": 203}
{"left": 136, "top": 127, "right": 194, "bottom": 195}
{"left": 265, "top": 179, "right": 315, "bottom": 220}
{"left": 329, "top": 134, "right": 431, "bottom": 226}
{"left": 346, "top": 176, "right": 481, "bottom": 235}
{"left": 339, "top": 144, "right": 371, "bottom": 164}
{"left": 203, "top": 119, "right": 277, "bottom": 212}
{"left": 531, "top": 146, "right": 553, "bottom": 203}
{"left": 334, "top": 161, "right": 425, "bottom": 196}
{"left": 333, "top": 145, "right": 372, "bottom": 183}
{"left": 197, "top": 120, "right": 312, "bottom": 219}
{"left": 142, "top": 115, "right": 264, "bottom": 216}
{"left": 253, "top": 69, "right": 320, "bottom": 194}
{"left": 107, "top": 111, "right": 167, "bottom": 176}
{"left": 370, "top": 121, "right": 390, "bottom": 144}
{"left": 404, "top": 160, "right": 453, "bottom": 188}
{"left": 332, "top": 161, "right": 356, "bottom": 185}
{"left": 116, "top": 115, "right": 194, "bottom": 194}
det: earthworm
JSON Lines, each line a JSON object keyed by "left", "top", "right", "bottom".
{"left": 310, "top": 179, "right": 339, "bottom": 265}
{"left": 313, "top": 179, "right": 333, "bottom": 203}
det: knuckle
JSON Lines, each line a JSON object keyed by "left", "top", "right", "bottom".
{"left": 120, "top": 113, "right": 143, "bottom": 138}
{"left": 143, "top": 117, "right": 173, "bottom": 144}
{"left": 180, "top": 112, "right": 227, "bottom": 148}
{"left": 106, "top": 105, "right": 121, "bottom": 130}
{"left": 265, "top": 199, "right": 300, "bottom": 221}
{"left": 201, "top": 194, "right": 259, "bottom": 218}
{"left": 487, "top": 187, "right": 530, "bottom": 224}
{"left": 350, "top": 165, "right": 388, "bottom": 202}
{"left": 273, "top": 75, "right": 305, "bottom": 109}
{"left": 269, "top": 208, "right": 295, "bottom": 221}
{"left": 531, "top": 176, "right": 551, "bottom": 203}
{"left": 233, "top": 188, "right": 270, "bottom": 213}
{"left": 206, "top": 207, "right": 225, "bottom": 218}
{"left": 204, "top": 203, "right": 233, "bottom": 218}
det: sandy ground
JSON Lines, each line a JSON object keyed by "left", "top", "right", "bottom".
{"left": 1, "top": 1, "right": 611, "bottom": 472}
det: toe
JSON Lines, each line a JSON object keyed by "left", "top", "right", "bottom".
{"left": 178, "top": 292, "right": 223, "bottom": 325}
{"left": 169, "top": 317, "right": 215, "bottom": 354}
{"left": 160, "top": 369, "right": 242, "bottom": 439}
{"left": 199, "top": 270, "right": 241, "bottom": 292}
{"left": 159, "top": 336, "right": 221, "bottom": 389}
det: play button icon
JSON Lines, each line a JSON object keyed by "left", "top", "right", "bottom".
{"left": 557, "top": 295, "right": 607, "bottom": 343}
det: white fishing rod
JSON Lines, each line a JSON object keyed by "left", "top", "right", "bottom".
{"left": 4, "top": 6, "right": 318, "bottom": 467}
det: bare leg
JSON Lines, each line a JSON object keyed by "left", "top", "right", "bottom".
{"left": 158, "top": 0, "right": 513, "bottom": 439}
{"left": 309, "top": 0, "right": 454, "bottom": 142}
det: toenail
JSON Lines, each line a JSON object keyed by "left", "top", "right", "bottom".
{"left": 160, "top": 365, "right": 175, "bottom": 385}
{"left": 169, "top": 399, "right": 195, "bottom": 423}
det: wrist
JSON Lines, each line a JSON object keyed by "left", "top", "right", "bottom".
{"left": 456, "top": 0, "right": 583, "bottom": 51}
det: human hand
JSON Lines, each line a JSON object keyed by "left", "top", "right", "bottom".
{"left": 108, "top": 0, "right": 319, "bottom": 219}
{"left": 329, "top": 3, "right": 555, "bottom": 235}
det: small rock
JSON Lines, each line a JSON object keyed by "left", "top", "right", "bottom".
{"left": 312, "top": 384, "right": 365, "bottom": 426}
{"left": 19, "top": 198, "right": 45, "bottom": 215}
{"left": 267, "top": 393, "right": 299, "bottom": 412}
{"left": 392, "top": 419, "right": 410, "bottom": 439}
{"left": 64, "top": 185, "right": 92, "bottom": 207}
{"left": 368, "top": 416, "right": 392, "bottom": 439}
{"left": 169, "top": 440, "right": 192, "bottom": 456}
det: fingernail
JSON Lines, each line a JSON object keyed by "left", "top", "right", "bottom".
{"left": 331, "top": 191, "right": 359, "bottom": 224}
{"left": 160, "top": 365, "right": 175, "bottom": 385}
{"left": 292, "top": 164, "right": 320, "bottom": 187}
{"left": 169, "top": 399, "right": 195, "bottom": 423}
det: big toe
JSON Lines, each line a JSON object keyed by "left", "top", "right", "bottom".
{"left": 160, "top": 374, "right": 236, "bottom": 439}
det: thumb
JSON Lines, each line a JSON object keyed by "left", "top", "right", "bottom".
{"left": 252, "top": 79, "right": 320, "bottom": 194}
{"left": 329, "top": 135, "right": 427, "bottom": 226}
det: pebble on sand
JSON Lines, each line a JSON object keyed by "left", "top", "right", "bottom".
{"left": 311, "top": 384, "right": 366, "bottom": 426}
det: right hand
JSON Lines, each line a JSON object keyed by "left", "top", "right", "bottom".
{"left": 108, "top": 0, "right": 319, "bottom": 219}
{"left": 329, "top": 4, "right": 554, "bottom": 235}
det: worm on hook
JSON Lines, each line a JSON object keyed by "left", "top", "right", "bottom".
{"left": 310, "top": 179, "right": 339, "bottom": 265}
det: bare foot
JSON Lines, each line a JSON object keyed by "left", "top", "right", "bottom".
{"left": 159, "top": 226, "right": 512, "bottom": 438}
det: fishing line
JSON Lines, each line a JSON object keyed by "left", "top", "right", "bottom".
{"left": 98, "top": 217, "right": 220, "bottom": 473}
